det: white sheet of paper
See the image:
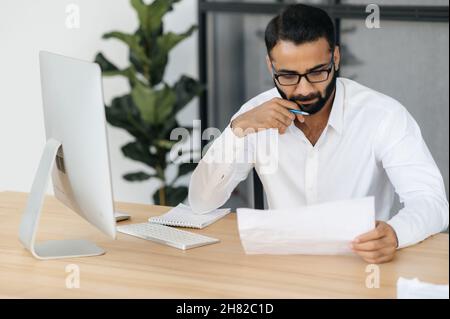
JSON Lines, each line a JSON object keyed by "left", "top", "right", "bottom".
{"left": 397, "top": 277, "right": 449, "bottom": 299}
{"left": 237, "top": 197, "right": 375, "bottom": 255}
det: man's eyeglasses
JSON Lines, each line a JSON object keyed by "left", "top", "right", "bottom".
{"left": 272, "top": 56, "right": 335, "bottom": 86}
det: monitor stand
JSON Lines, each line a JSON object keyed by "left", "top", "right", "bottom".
{"left": 18, "top": 138, "right": 105, "bottom": 260}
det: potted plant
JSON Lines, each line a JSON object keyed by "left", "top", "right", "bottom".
{"left": 94, "top": 0, "right": 203, "bottom": 206}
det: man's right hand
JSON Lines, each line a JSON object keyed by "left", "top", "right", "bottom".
{"left": 230, "top": 97, "right": 305, "bottom": 137}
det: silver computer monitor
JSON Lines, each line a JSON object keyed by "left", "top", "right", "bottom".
{"left": 19, "top": 51, "right": 120, "bottom": 260}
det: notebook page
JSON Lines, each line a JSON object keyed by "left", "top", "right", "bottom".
{"left": 149, "top": 204, "right": 231, "bottom": 229}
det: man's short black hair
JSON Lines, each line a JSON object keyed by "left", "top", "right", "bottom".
{"left": 265, "top": 4, "right": 336, "bottom": 56}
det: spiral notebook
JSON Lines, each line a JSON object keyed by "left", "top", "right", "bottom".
{"left": 148, "top": 203, "right": 231, "bottom": 229}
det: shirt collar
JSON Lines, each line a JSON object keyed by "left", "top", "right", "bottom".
{"left": 327, "top": 78, "right": 345, "bottom": 135}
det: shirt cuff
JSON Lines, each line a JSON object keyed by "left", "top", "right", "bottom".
{"left": 387, "top": 215, "right": 415, "bottom": 249}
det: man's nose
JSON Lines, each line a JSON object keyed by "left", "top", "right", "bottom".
{"left": 292, "top": 76, "right": 315, "bottom": 97}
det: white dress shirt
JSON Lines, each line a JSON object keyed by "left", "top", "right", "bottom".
{"left": 189, "top": 77, "right": 449, "bottom": 248}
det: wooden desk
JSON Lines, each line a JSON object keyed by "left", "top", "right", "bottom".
{"left": 0, "top": 191, "right": 448, "bottom": 298}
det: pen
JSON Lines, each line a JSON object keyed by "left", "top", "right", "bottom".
{"left": 288, "top": 109, "right": 310, "bottom": 116}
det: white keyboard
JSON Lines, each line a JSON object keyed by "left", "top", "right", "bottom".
{"left": 117, "top": 223, "right": 220, "bottom": 250}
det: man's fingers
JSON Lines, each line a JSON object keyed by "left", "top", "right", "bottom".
{"left": 296, "top": 114, "right": 306, "bottom": 123}
{"left": 356, "top": 248, "right": 396, "bottom": 264}
{"left": 271, "top": 110, "right": 294, "bottom": 127}
{"left": 272, "top": 98, "right": 308, "bottom": 123}
{"left": 354, "top": 246, "right": 394, "bottom": 259}
{"left": 351, "top": 238, "right": 386, "bottom": 252}
{"left": 274, "top": 104, "right": 297, "bottom": 121}
{"left": 273, "top": 97, "right": 300, "bottom": 110}
{"left": 352, "top": 221, "right": 397, "bottom": 264}
{"left": 353, "top": 224, "right": 385, "bottom": 243}
{"left": 372, "top": 254, "right": 396, "bottom": 264}
{"left": 354, "top": 249, "right": 382, "bottom": 261}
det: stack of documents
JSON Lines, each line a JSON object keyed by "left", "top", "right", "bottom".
{"left": 149, "top": 203, "right": 231, "bottom": 229}
{"left": 237, "top": 197, "right": 375, "bottom": 255}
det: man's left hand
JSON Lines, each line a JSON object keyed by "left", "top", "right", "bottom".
{"left": 351, "top": 221, "right": 399, "bottom": 264}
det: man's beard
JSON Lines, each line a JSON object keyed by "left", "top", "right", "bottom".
{"left": 274, "top": 71, "right": 337, "bottom": 115}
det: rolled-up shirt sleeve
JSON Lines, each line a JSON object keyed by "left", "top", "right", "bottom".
{"left": 374, "top": 105, "right": 449, "bottom": 248}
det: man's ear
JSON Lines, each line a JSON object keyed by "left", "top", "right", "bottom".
{"left": 265, "top": 55, "right": 273, "bottom": 75}
{"left": 333, "top": 45, "right": 341, "bottom": 72}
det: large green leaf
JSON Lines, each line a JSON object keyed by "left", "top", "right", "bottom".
{"left": 95, "top": 53, "right": 142, "bottom": 87}
{"left": 94, "top": 53, "right": 138, "bottom": 86}
{"left": 177, "top": 162, "right": 197, "bottom": 178}
{"left": 103, "top": 31, "right": 150, "bottom": 67}
{"left": 95, "top": 52, "right": 119, "bottom": 73}
{"left": 128, "top": 31, "right": 152, "bottom": 80}
{"left": 153, "top": 185, "right": 188, "bottom": 206}
{"left": 121, "top": 141, "right": 158, "bottom": 167}
{"left": 108, "top": 68, "right": 140, "bottom": 87}
{"left": 148, "top": 25, "right": 197, "bottom": 86}
{"left": 159, "top": 117, "right": 178, "bottom": 138}
{"left": 131, "top": 82, "right": 176, "bottom": 125}
{"left": 123, "top": 171, "right": 155, "bottom": 181}
{"left": 173, "top": 75, "right": 204, "bottom": 113}
{"left": 157, "top": 25, "right": 197, "bottom": 54}
{"left": 105, "top": 94, "right": 151, "bottom": 142}
{"left": 130, "top": 0, "right": 148, "bottom": 32}
{"left": 120, "top": 66, "right": 142, "bottom": 87}
{"left": 154, "top": 139, "right": 177, "bottom": 150}
{"left": 131, "top": 0, "right": 181, "bottom": 37}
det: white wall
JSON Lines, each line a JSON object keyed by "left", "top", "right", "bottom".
{"left": 0, "top": 0, "right": 199, "bottom": 204}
